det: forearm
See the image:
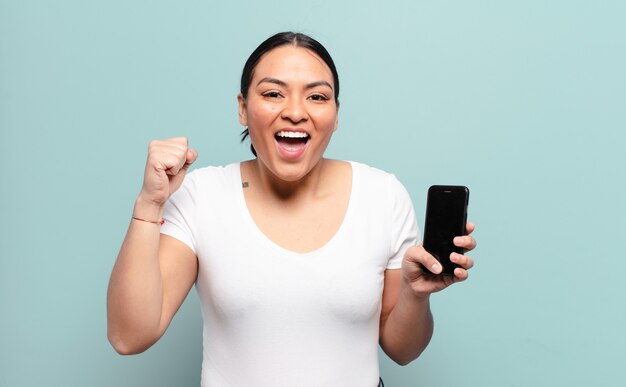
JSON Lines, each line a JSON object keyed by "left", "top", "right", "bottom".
{"left": 107, "top": 198, "right": 165, "bottom": 354}
{"left": 379, "top": 281, "right": 434, "bottom": 365}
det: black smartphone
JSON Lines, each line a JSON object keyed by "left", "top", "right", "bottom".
{"left": 422, "top": 185, "right": 470, "bottom": 276}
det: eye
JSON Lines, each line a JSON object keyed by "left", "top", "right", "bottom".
{"left": 309, "top": 94, "right": 329, "bottom": 102}
{"left": 262, "top": 91, "right": 282, "bottom": 99}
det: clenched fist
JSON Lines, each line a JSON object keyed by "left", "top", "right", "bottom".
{"left": 138, "top": 137, "right": 198, "bottom": 207}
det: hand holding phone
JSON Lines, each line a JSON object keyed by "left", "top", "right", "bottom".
{"left": 422, "top": 185, "right": 470, "bottom": 276}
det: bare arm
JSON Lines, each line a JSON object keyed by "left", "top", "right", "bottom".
{"left": 379, "top": 269, "right": 433, "bottom": 365}
{"left": 107, "top": 137, "right": 198, "bottom": 355}
{"left": 379, "top": 223, "right": 476, "bottom": 365}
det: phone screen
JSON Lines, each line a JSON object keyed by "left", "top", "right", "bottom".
{"left": 422, "top": 185, "right": 469, "bottom": 276}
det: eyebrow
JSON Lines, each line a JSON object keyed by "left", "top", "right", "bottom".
{"left": 256, "top": 77, "right": 333, "bottom": 91}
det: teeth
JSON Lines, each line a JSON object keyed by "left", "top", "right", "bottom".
{"left": 276, "top": 131, "right": 309, "bottom": 139}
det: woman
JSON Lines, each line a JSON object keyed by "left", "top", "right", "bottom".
{"left": 107, "top": 32, "right": 476, "bottom": 387}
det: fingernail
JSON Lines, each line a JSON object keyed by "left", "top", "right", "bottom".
{"left": 454, "top": 237, "right": 463, "bottom": 244}
{"left": 450, "top": 254, "right": 457, "bottom": 262}
{"left": 431, "top": 263, "right": 440, "bottom": 273}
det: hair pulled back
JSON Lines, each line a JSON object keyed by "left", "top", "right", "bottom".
{"left": 239, "top": 32, "right": 340, "bottom": 156}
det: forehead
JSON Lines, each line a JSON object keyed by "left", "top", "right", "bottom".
{"left": 252, "top": 45, "right": 334, "bottom": 85}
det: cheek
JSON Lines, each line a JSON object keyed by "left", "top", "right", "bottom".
{"left": 250, "top": 105, "right": 278, "bottom": 123}
{"left": 247, "top": 107, "right": 279, "bottom": 144}
{"left": 311, "top": 110, "right": 338, "bottom": 132}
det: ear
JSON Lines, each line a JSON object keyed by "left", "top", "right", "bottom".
{"left": 237, "top": 93, "right": 248, "bottom": 126}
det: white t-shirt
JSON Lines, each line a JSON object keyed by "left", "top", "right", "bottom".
{"left": 161, "top": 161, "right": 419, "bottom": 387}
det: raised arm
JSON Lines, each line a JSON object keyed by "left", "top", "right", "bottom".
{"left": 107, "top": 137, "right": 198, "bottom": 355}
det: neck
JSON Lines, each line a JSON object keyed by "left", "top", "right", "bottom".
{"left": 249, "top": 159, "right": 328, "bottom": 202}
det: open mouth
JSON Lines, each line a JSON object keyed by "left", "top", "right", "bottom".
{"left": 274, "top": 130, "right": 310, "bottom": 150}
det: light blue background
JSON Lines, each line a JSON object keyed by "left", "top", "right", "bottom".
{"left": 1, "top": 0, "right": 625, "bottom": 386}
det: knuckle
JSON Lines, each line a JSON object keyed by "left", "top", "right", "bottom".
{"left": 172, "top": 136, "right": 188, "bottom": 145}
{"left": 176, "top": 149, "right": 187, "bottom": 161}
{"left": 174, "top": 140, "right": 188, "bottom": 153}
{"left": 404, "top": 245, "right": 420, "bottom": 258}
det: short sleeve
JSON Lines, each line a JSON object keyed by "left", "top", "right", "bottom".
{"left": 387, "top": 175, "right": 419, "bottom": 269}
{"left": 160, "top": 173, "right": 197, "bottom": 255}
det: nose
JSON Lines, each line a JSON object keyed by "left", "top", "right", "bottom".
{"left": 280, "top": 97, "right": 308, "bottom": 123}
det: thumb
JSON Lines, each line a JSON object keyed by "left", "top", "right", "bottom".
{"left": 414, "top": 244, "right": 443, "bottom": 275}
{"left": 166, "top": 149, "right": 196, "bottom": 193}
{"left": 181, "top": 148, "right": 198, "bottom": 171}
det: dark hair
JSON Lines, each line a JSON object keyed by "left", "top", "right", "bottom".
{"left": 239, "top": 32, "right": 340, "bottom": 156}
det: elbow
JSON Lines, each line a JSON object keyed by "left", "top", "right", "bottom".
{"left": 380, "top": 342, "right": 417, "bottom": 366}
{"left": 106, "top": 310, "right": 164, "bottom": 355}
{"left": 107, "top": 329, "right": 153, "bottom": 356}
{"left": 398, "top": 352, "right": 426, "bottom": 366}
{"left": 108, "top": 333, "right": 141, "bottom": 355}
{"left": 380, "top": 334, "right": 430, "bottom": 366}
{"left": 394, "top": 358, "right": 413, "bottom": 367}
{"left": 388, "top": 352, "right": 419, "bottom": 367}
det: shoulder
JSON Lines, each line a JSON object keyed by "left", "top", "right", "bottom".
{"left": 348, "top": 161, "right": 407, "bottom": 192}
{"left": 170, "top": 163, "right": 239, "bottom": 202}
{"left": 348, "top": 161, "right": 414, "bottom": 215}
{"left": 182, "top": 163, "right": 239, "bottom": 186}
{"left": 186, "top": 162, "right": 238, "bottom": 180}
